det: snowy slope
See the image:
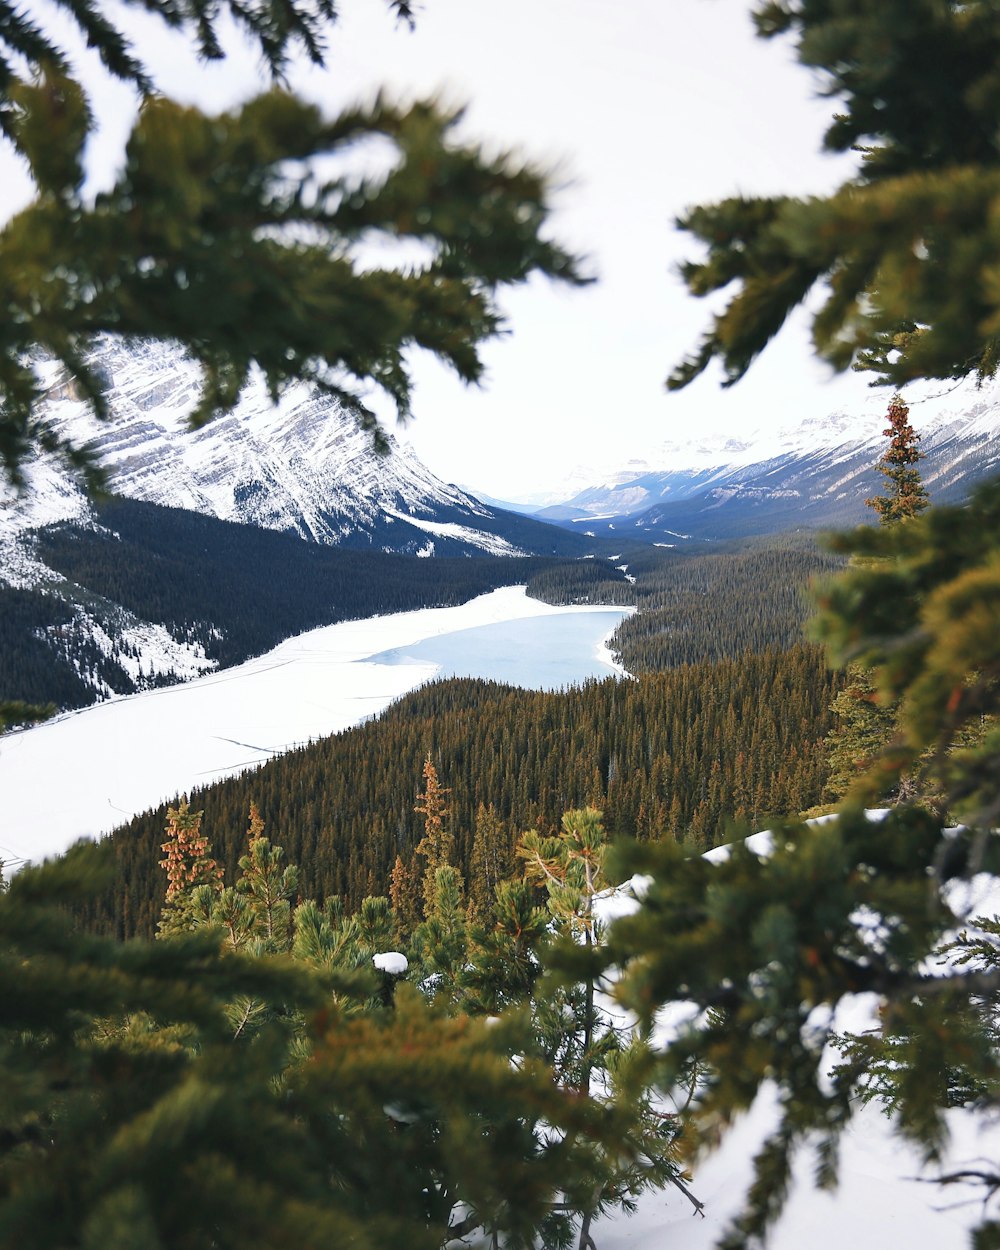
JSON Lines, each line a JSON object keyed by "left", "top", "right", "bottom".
{"left": 589, "top": 844, "right": 1000, "bottom": 1250}
{"left": 3, "top": 337, "right": 588, "bottom": 559}
{"left": 0, "top": 587, "right": 627, "bottom": 864}
{"left": 0, "top": 337, "right": 599, "bottom": 711}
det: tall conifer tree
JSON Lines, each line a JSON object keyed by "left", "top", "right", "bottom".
{"left": 414, "top": 755, "right": 457, "bottom": 917}
{"left": 865, "top": 394, "right": 930, "bottom": 524}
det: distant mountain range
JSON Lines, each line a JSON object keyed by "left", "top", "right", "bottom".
{"left": 537, "top": 381, "right": 1000, "bottom": 541}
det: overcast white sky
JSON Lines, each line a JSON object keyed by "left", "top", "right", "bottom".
{"left": 1, "top": 0, "right": 880, "bottom": 501}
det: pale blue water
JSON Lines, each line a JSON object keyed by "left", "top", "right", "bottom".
{"left": 366, "top": 608, "right": 631, "bottom": 691}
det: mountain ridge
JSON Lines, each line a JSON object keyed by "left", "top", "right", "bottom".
{"left": 538, "top": 379, "right": 1000, "bottom": 540}
{"left": 5, "top": 336, "right": 591, "bottom": 561}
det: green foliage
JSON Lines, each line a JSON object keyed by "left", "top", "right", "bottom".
{"left": 1, "top": 839, "right": 639, "bottom": 1250}
{"left": 608, "top": 805, "right": 1000, "bottom": 1246}
{"left": 813, "top": 477, "right": 1000, "bottom": 819}
{"left": 822, "top": 662, "right": 899, "bottom": 801}
{"left": 606, "top": 483, "right": 1000, "bottom": 1232}
{"left": 0, "top": 0, "right": 411, "bottom": 118}
{"left": 0, "top": 699, "right": 54, "bottom": 733}
{"left": 467, "top": 802, "right": 515, "bottom": 922}
{"left": 461, "top": 878, "right": 549, "bottom": 1015}
{"left": 670, "top": 1, "right": 1000, "bottom": 392}
{"left": 520, "top": 810, "right": 697, "bottom": 1241}
{"left": 410, "top": 866, "right": 468, "bottom": 1006}
{"left": 234, "top": 839, "right": 296, "bottom": 949}
{"left": 414, "top": 756, "right": 455, "bottom": 918}
{"left": 156, "top": 802, "right": 223, "bottom": 938}
{"left": 606, "top": 541, "right": 843, "bottom": 675}
{"left": 0, "top": 4, "right": 581, "bottom": 490}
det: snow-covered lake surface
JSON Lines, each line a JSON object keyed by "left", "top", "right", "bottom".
{"left": 368, "top": 610, "right": 631, "bottom": 688}
{"left": 0, "top": 587, "right": 629, "bottom": 867}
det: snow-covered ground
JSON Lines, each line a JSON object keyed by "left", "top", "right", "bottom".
{"left": 591, "top": 873, "right": 1000, "bottom": 1250}
{"left": 597, "top": 1092, "right": 992, "bottom": 1250}
{"left": 0, "top": 587, "right": 627, "bottom": 866}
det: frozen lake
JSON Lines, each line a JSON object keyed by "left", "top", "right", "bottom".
{"left": 368, "top": 608, "right": 629, "bottom": 689}
{"left": 0, "top": 588, "right": 630, "bottom": 866}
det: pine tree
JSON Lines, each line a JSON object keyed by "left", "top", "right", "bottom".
{"left": 865, "top": 394, "right": 930, "bottom": 524}
{"left": 414, "top": 755, "right": 457, "bottom": 917}
{"left": 824, "top": 394, "right": 931, "bottom": 803}
{"left": 156, "top": 800, "right": 223, "bottom": 937}
{"left": 467, "top": 802, "right": 513, "bottom": 921}
{"left": 389, "top": 852, "right": 421, "bottom": 942}
{"left": 0, "top": 5, "right": 583, "bottom": 491}
{"left": 410, "top": 866, "right": 468, "bottom": 1007}
{"left": 235, "top": 832, "right": 298, "bottom": 953}
{"left": 823, "top": 664, "right": 900, "bottom": 802}
{"left": 668, "top": 4, "right": 1000, "bottom": 394}
{"left": 520, "top": 809, "right": 694, "bottom": 1248}
{"left": 2, "top": 840, "right": 634, "bottom": 1250}
{"left": 604, "top": 6, "right": 1000, "bottom": 1240}
{"left": 462, "top": 879, "right": 550, "bottom": 1015}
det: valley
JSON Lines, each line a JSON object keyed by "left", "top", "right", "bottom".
{"left": 3, "top": 341, "right": 997, "bottom": 1250}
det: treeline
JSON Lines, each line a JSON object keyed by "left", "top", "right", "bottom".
{"left": 83, "top": 643, "right": 839, "bottom": 939}
{"left": 528, "top": 538, "right": 843, "bottom": 672}
{"left": 7, "top": 497, "right": 608, "bottom": 709}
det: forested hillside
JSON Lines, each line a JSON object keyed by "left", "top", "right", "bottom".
{"left": 528, "top": 537, "right": 843, "bottom": 670}
{"left": 83, "top": 643, "right": 838, "bottom": 938}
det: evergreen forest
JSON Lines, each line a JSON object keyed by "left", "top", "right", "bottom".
{"left": 528, "top": 536, "right": 844, "bottom": 671}
{"left": 81, "top": 641, "right": 838, "bottom": 939}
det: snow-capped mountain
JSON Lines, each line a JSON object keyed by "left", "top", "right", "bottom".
{"left": 540, "top": 378, "right": 1000, "bottom": 540}
{"left": 0, "top": 337, "right": 599, "bottom": 715}
{"left": 5, "top": 337, "right": 587, "bottom": 560}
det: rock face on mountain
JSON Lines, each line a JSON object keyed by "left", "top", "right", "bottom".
{"left": 6, "top": 337, "right": 586, "bottom": 559}
{"left": 540, "top": 382, "right": 1000, "bottom": 541}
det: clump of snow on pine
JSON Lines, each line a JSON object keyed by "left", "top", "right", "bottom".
{"left": 373, "top": 952, "right": 408, "bottom": 975}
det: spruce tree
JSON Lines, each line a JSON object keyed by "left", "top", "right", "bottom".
{"left": 156, "top": 801, "right": 223, "bottom": 937}
{"left": 608, "top": 4, "right": 1000, "bottom": 1242}
{"left": 865, "top": 394, "right": 930, "bottom": 524}
{"left": 414, "top": 755, "right": 457, "bottom": 917}
{"left": 823, "top": 664, "right": 899, "bottom": 802}
{"left": 467, "top": 802, "right": 513, "bottom": 922}
{"left": 669, "top": 2, "right": 1000, "bottom": 393}
{"left": 389, "top": 852, "right": 421, "bottom": 942}
{"left": 2, "top": 840, "right": 635, "bottom": 1250}
{"left": 824, "top": 393, "right": 931, "bottom": 803}
{"left": 521, "top": 809, "right": 695, "bottom": 1248}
